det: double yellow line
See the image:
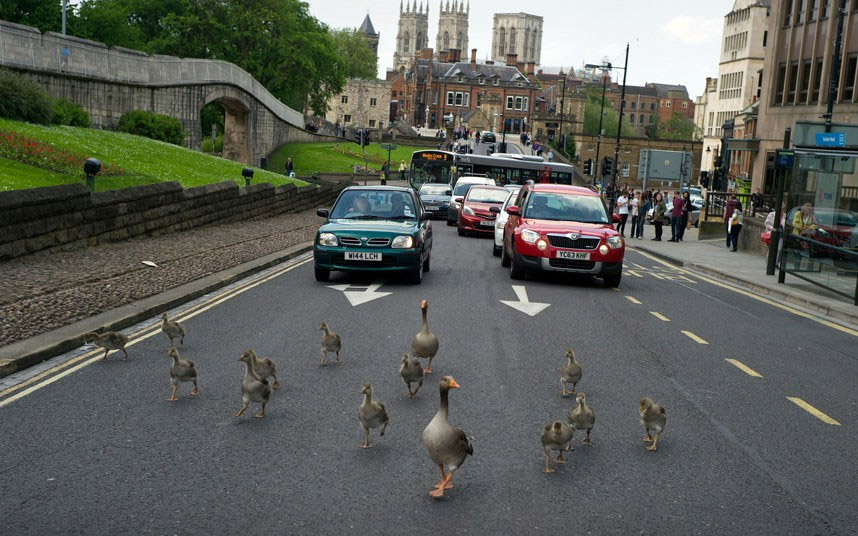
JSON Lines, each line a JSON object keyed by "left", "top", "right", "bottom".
{"left": 0, "top": 255, "right": 312, "bottom": 409}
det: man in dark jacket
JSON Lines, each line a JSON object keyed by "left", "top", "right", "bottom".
{"left": 723, "top": 196, "right": 737, "bottom": 248}
{"left": 669, "top": 194, "right": 684, "bottom": 242}
{"left": 285, "top": 157, "right": 294, "bottom": 177}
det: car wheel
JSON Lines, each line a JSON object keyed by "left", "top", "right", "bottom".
{"left": 603, "top": 271, "right": 622, "bottom": 288}
{"left": 509, "top": 246, "right": 525, "bottom": 280}
{"left": 314, "top": 267, "right": 330, "bottom": 282}
{"left": 446, "top": 219, "right": 455, "bottom": 226}
{"left": 492, "top": 243, "right": 501, "bottom": 257}
{"left": 408, "top": 260, "right": 423, "bottom": 284}
{"left": 457, "top": 225, "right": 465, "bottom": 236}
{"left": 500, "top": 242, "right": 511, "bottom": 267}
{"left": 423, "top": 253, "right": 431, "bottom": 272}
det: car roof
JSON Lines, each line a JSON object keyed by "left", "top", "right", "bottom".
{"left": 468, "top": 185, "right": 506, "bottom": 190}
{"left": 456, "top": 176, "right": 494, "bottom": 183}
{"left": 345, "top": 185, "right": 412, "bottom": 193}
{"left": 528, "top": 183, "right": 600, "bottom": 196}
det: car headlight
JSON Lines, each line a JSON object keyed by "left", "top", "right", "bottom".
{"left": 463, "top": 206, "right": 475, "bottom": 216}
{"left": 318, "top": 233, "right": 338, "bottom": 246}
{"left": 606, "top": 236, "right": 624, "bottom": 249}
{"left": 451, "top": 201, "right": 460, "bottom": 209}
{"left": 816, "top": 228, "right": 830, "bottom": 237}
{"left": 521, "top": 229, "right": 540, "bottom": 244}
{"left": 391, "top": 235, "right": 414, "bottom": 249}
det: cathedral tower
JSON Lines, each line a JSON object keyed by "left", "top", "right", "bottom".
{"left": 393, "top": 1, "right": 429, "bottom": 72}
{"left": 436, "top": 0, "right": 469, "bottom": 59}
{"left": 492, "top": 12, "right": 543, "bottom": 65}
{"left": 359, "top": 14, "right": 379, "bottom": 60}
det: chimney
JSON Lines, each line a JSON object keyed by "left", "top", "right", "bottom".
{"left": 505, "top": 53, "right": 518, "bottom": 67}
{"left": 440, "top": 50, "right": 449, "bottom": 63}
{"left": 526, "top": 61, "right": 536, "bottom": 75}
{"left": 449, "top": 49, "right": 461, "bottom": 62}
{"left": 538, "top": 69, "right": 543, "bottom": 75}
{"left": 421, "top": 48, "right": 434, "bottom": 60}
{"left": 470, "top": 48, "right": 477, "bottom": 65}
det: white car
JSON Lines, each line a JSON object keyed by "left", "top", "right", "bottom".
{"left": 490, "top": 186, "right": 522, "bottom": 256}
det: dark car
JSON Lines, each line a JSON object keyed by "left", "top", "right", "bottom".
{"left": 314, "top": 186, "right": 433, "bottom": 284}
{"left": 418, "top": 183, "right": 453, "bottom": 220}
{"left": 480, "top": 132, "right": 497, "bottom": 152}
{"left": 457, "top": 185, "right": 509, "bottom": 236}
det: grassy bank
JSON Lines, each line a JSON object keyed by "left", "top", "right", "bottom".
{"left": 268, "top": 141, "right": 430, "bottom": 175}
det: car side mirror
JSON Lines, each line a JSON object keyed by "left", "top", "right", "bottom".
{"left": 506, "top": 205, "right": 520, "bottom": 216}
{"left": 454, "top": 197, "right": 464, "bottom": 203}
{"left": 444, "top": 190, "right": 452, "bottom": 196}
{"left": 489, "top": 206, "right": 500, "bottom": 214}
{"left": 612, "top": 213, "right": 621, "bottom": 223}
{"left": 420, "top": 212, "right": 432, "bottom": 221}
{"left": 317, "top": 208, "right": 329, "bottom": 218}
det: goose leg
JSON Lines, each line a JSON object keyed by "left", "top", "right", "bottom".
{"left": 380, "top": 421, "right": 388, "bottom": 437}
{"left": 361, "top": 427, "right": 372, "bottom": 448}
{"left": 167, "top": 384, "right": 178, "bottom": 401}
{"left": 122, "top": 348, "right": 129, "bottom": 360}
{"left": 334, "top": 350, "right": 341, "bottom": 363}
{"left": 566, "top": 430, "right": 574, "bottom": 451}
{"left": 424, "top": 356, "right": 433, "bottom": 374}
{"left": 583, "top": 430, "right": 592, "bottom": 445}
{"left": 646, "top": 433, "right": 660, "bottom": 451}
{"left": 561, "top": 378, "right": 567, "bottom": 397}
{"left": 255, "top": 403, "right": 266, "bottom": 419}
{"left": 543, "top": 450, "right": 554, "bottom": 473}
{"left": 180, "top": 334, "right": 184, "bottom": 345}
{"left": 234, "top": 401, "right": 249, "bottom": 417}
{"left": 571, "top": 382, "right": 577, "bottom": 395}
{"left": 554, "top": 450, "right": 566, "bottom": 464}
{"left": 320, "top": 350, "right": 327, "bottom": 366}
{"left": 190, "top": 380, "right": 199, "bottom": 396}
{"left": 272, "top": 372, "right": 280, "bottom": 390}
{"left": 405, "top": 382, "right": 414, "bottom": 397}
{"left": 430, "top": 471, "right": 454, "bottom": 497}
{"left": 432, "top": 465, "right": 447, "bottom": 488}
{"left": 101, "top": 349, "right": 109, "bottom": 361}
{"left": 643, "top": 432, "right": 653, "bottom": 442}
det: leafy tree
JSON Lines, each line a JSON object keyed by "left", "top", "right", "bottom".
{"left": 582, "top": 87, "right": 635, "bottom": 138}
{"left": 654, "top": 112, "right": 696, "bottom": 141}
{"left": 0, "top": 0, "right": 62, "bottom": 32}
{"left": 331, "top": 29, "right": 377, "bottom": 80}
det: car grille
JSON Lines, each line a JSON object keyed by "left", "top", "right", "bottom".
{"left": 338, "top": 237, "right": 390, "bottom": 247}
{"left": 549, "top": 258, "right": 596, "bottom": 270}
{"left": 332, "top": 255, "right": 397, "bottom": 267}
{"left": 547, "top": 235, "right": 600, "bottom": 250}
{"left": 366, "top": 238, "right": 390, "bottom": 246}
{"left": 339, "top": 236, "right": 361, "bottom": 246}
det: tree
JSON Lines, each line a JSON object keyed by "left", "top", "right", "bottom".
{"left": 655, "top": 112, "right": 696, "bottom": 141}
{"left": 331, "top": 29, "right": 378, "bottom": 80}
{"left": 582, "top": 87, "right": 635, "bottom": 139}
{"left": 0, "top": 0, "right": 62, "bottom": 32}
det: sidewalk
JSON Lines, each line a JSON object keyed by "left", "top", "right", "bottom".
{"left": 626, "top": 226, "right": 858, "bottom": 328}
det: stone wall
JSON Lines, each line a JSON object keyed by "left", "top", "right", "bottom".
{"left": 0, "top": 181, "right": 344, "bottom": 260}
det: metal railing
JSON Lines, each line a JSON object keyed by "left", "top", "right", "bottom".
{"left": 704, "top": 191, "right": 772, "bottom": 221}
{"left": 780, "top": 232, "right": 858, "bottom": 305}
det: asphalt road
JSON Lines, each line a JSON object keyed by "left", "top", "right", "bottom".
{"left": 2, "top": 222, "right": 857, "bottom": 535}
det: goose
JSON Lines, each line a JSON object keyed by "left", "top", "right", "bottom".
{"left": 561, "top": 348, "right": 582, "bottom": 396}
{"left": 235, "top": 351, "right": 272, "bottom": 418}
{"left": 567, "top": 392, "right": 596, "bottom": 446}
{"left": 242, "top": 349, "right": 281, "bottom": 389}
{"left": 319, "top": 322, "right": 342, "bottom": 366}
{"left": 358, "top": 383, "right": 390, "bottom": 448}
{"left": 639, "top": 397, "right": 666, "bottom": 451}
{"left": 399, "top": 352, "right": 424, "bottom": 397}
{"left": 540, "top": 421, "right": 573, "bottom": 473}
{"left": 160, "top": 312, "right": 185, "bottom": 347}
{"left": 422, "top": 376, "right": 472, "bottom": 498}
{"left": 411, "top": 300, "right": 439, "bottom": 374}
{"left": 84, "top": 331, "right": 129, "bottom": 361}
{"left": 166, "top": 347, "right": 198, "bottom": 401}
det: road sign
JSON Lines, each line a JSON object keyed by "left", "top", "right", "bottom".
{"left": 775, "top": 149, "right": 795, "bottom": 169}
{"left": 815, "top": 132, "right": 845, "bottom": 147}
{"left": 380, "top": 144, "right": 398, "bottom": 150}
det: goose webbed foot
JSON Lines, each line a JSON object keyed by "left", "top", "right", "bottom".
{"left": 272, "top": 380, "right": 281, "bottom": 389}
{"left": 234, "top": 404, "right": 248, "bottom": 417}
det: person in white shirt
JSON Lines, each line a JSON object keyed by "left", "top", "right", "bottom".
{"left": 616, "top": 190, "right": 629, "bottom": 236}
{"left": 629, "top": 191, "right": 641, "bottom": 239}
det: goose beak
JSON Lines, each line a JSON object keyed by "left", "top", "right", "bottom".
{"left": 420, "top": 300, "right": 428, "bottom": 308}
{"left": 448, "top": 378, "right": 460, "bottom": 389}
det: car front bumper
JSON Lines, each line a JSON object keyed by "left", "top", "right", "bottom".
{"left": 314, "top": 246, "right": 423, "bottom": 272}
{"left": 459, "top": 213, "right": 496, "bottom": 234}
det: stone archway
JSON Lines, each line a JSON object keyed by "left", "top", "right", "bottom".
{"left": 201, "top": 90, "right": 252, "bottom": 164}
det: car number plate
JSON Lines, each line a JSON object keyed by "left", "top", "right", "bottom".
{"left": 479, "top": 220, "right": 495, "bottom": 227}
{"left": 556, "top": 251, "right": 590, "bottom": 260}
{"left": 424, "top": 206, "right": 438, "bottom": 210}
{"left": 345, "top": 251, "right": 382, "bottom": 261}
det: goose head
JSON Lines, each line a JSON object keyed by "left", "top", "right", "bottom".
{"left": 550, "top": 421, "right": 565, "bottom": 435}
{"left": 420, "top": 300, "right": 428, "bottom": 310}
{"left": 576, "top": 392, "right": 587, "bottom": 405}
{"left": 639, "top": 397, "right": 653, "bottom": 413}
{"left": 238, "top": 351, "right": 253, "bottom": 364}
{"left": 161, "top": 312, "right": 169, "bottom": 321}
{"left": 361, "top": 383, "right": 373, "bottom": 396}
{"left": 83, "top": 332, "right": 98, "bottom": 344}
{"left": 565, "top": 348, "right": 575, "bottom": 361}
{"left": 319, "top": 322, "right": 329, "bottom": 332}
{"left": 439, "top": 376, "right": 460, "bottom": 391}
{"left": 168, "top": 347, "right": 179, "bottom": 359}
{"left": 240, "top": 348, "right": 256, "bottom": 361}
{"left": 401, "top": 352, "right": 410, "bottom": 364}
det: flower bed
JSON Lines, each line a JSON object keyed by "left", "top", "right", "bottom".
{"left": 0, "top": 130, "right": 124, "bottom": 177}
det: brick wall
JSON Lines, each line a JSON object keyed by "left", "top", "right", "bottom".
{"left": 0, "top": 181, "right": 344, "bottom": 260}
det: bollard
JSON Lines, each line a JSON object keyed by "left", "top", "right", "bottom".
{"left": 84, "top": 158, "right": 101, "bottom": 192}
{"left": 242, "top": 167, "right": 254, "bottom": 187}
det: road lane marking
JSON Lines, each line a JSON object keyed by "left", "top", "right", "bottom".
{"left": 0, "top": 256, "right": 312, "bottom": 408}
{"left": 634, "top": 250, "right": 858, "bottom": 338}
{"left": 625, "top": 296, "right": 641, "bottom": 304}
{"left": 650, "top": 312, "right": 670, "bottom": 322}
{"left": 650, "top": 272, "right": 664, "bottom": 280}
{"left": 500, "top": 285, "right": 550, "bottom": 316}
{"left": 786, "top": 397, "right": 841, "bottom": 426}
{"left": 681, "top": 330, "right": 709, "bottom": 344}
{"left": 725, "top": 359, "right": 763, "bottom": 377}
{"left": 626, "top": 269, "right": 644, "bottom": 278}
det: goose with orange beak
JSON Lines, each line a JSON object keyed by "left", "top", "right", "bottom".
{"left": 422, "top": 376, "right": 473, "bottom": 498}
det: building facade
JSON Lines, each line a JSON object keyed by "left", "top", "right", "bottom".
{"left": 325, "top": 78, "right": 392, "bottom": 131}
{"left": 393, "top": 1, "right": 430, "bottom": 72}
{"left": 491, "top": 13, "right": 543, "bottom": 66}
{"left": 436, "top": 0, "right": 469, "bottom": 59}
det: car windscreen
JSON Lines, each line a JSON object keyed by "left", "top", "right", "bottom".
{"left": 466, "top": 188, "right": 509, "bottom": 203}
{"left": 453, "top": 183, "right": 475, "bottom": 196}
{"left": 419, "top": 184, "right": 451, "bottom": 196}
{"left": 524, "top": 192, "right": 609, "bottom": 223}
{"left": 814, "top": 209, "right": 858, "bottom": 227}
{"left": 331, "top": 190, "right": 417, "bottom": 220}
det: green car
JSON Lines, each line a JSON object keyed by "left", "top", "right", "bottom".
{"left": 314, "top": 186, "right": 433, "bottom": 284}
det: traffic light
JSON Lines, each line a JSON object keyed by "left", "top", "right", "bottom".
{"left": 601, "top": 157, "right": 614, "bottom": 179}
{"left": 353, "top": 129, "right": 371, "bottom": 147}
{"left": 583, "top": 158, "right": 592, "bottom": 176}
{"left": 362, "top": 129, "right": 371, "bottom": 147}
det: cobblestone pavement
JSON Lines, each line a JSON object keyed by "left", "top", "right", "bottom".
{"left": 0, "top": 209, "right": 321, "bottom": 347}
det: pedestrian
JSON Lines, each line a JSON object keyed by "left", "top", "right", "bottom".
{"left": 667, "top": 193, "right": 681, "bottom": 242}
{"left": 764, "top": 202, "right": 787, "bottom": 265}
{"left": 398, "top": 160, "right": 407, "bottom": 181}
{"left": 637, "top": 192, "right": 650, "bottom": 239}
{"left": 652, "top": 192, "right": 666, "bottom": 241}
{"left": 475, "top": 131, "right": 481, "bottom": 144}
{"left": 724, "top": 195, "right": 738, "bottom": 249}
{"left": 751, "top": 187, "right": 764, "bottom": 212}
{"left": 729, "top": 201, "right": 743, "bottom": 251}
{"left": 678, "top": 191, "right": 692, "bottom": 241}
{"left": 547, "top": 149, "right": 554, "bottom": 162}
{"left": 616, "top": 190, "right": 629, "bottom": 236}
{"left": 285, "top": 157, "right": 294, "bottom": 177}
{"left": 381, "top": 162, "right": 388, "bottom": 185}
{"left": 629, "top": 191, "right": 640, "bottom": 239}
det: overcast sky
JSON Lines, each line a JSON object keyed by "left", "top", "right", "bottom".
{"left": 308, "top": 0, "right": 735, "bottom": 98}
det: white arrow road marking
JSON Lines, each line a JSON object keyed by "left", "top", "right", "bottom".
{"left": 328, "top": 280, "right": 391, "bottom": 306}
{"left": 500, "top": 285, "right": 550, "bottom": 317}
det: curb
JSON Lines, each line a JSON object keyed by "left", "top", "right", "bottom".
{"left": 0, "top": 242, "right": 313, "bottom": 378}
{"left": 629, "top": 244, "right": 858, "bottom": 329}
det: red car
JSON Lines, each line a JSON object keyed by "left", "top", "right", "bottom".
{"left": 457, "top": 185, "right": 510, "bottom": 236}
{"left": 501, "top": 182, "right": 625, "bottom": 286}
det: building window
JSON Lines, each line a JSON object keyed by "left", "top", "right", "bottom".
{"left": 775, "top": 62, "right": 787, "bottom": 104}
{"left": 432, "top": 90, "right": 438, "bottom": 105}
{"left": 650, "top": 102, "right": 655, "bottom": 111}
{"left": 370, "top": 98, "right": 377, "bottom": 106}
{"left": 682, "top": 102, "right": 688, "bottom": 108}
{"left": 621, "top": 163, "right": 630, "bottom": 177}
{"left": 479, "top": 77, "right": 485, "bottom": 85}
{"left": 811, "top": 58, "right": 823, "bottom": 103}
{"left": 458, "top": 75, "right": 464, "bottom": 83}
{"left": 795, "top": 0, "right": 804, "bottom": 24}
{"left": 341, "top": 95, "right": 348, "bottom": 104}
{"left": 799, "top": 60, "right": 812, "bottom": 103}
{"left": 808, "top": 0, "right": 817, "bottom": 21}
{"left": 498, "top": 28, "right": 506, "bottom": 56}
{"left": 821, "top": 0, "right": 830, "bottom": 17}
{"left": 787, "top": 61, "right": 799, "bottom": 103}
{"left": 523, "top": 97, "right": 529, "bottom": 112}
{"left": 447, "top": 92, "right": 454, "bottom": 105}
{"left": 493, "top": 78, "right": 499, "bottom": 86}
{"left": 844, "top": 54, "right": 857, "bottom": 102}
{"left": 629, "top": 114, "right": 635, "bottom": 124}
{"left": 515, "top": 96, "right": 523, "bottom": 110}
{"left": 344, "top": 114, "right": 351, "bottom": 123}
{"left": 464, "top": 93, "right": 470, "bottom": 107}
{"left": 763, "top": 30, "right": 768, "bottom": 47}
{"left": 403, "top": 32, "right": 410, "bottom": 53}
{"left": 506, "top": 96, "right": 514, "bottom": 109}
{"left": 649, "top": 115, "right": 654, "bottom": 123}
{"left": 665, "top": 101, "right": 671, "bottom": 107}
{"left": 368, "top": 120, "right": 376, "bottom": 128}
{"left": 784, "top": 0, "right": 793, "bottom": 25}
{"left": 455, "top": 92, "right": 463, "bottom": 106}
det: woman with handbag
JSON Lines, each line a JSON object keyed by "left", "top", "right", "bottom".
{"left": 652, "top": 193, "right": 666, "bottom": 241}
{"left": 729, "top": 201, "right": 744, "bottom": 252}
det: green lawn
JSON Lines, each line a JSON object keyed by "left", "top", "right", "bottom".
{"left": 0, "top": 118, "right": 306, "bottom": 192}
{"left": 268, "top": 141, "right": 432, "bottom": 175}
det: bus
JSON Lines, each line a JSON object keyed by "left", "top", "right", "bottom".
{"left": 407, "top": 149, "right": 575, "bottom": 190}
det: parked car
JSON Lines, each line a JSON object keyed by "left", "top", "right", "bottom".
{"left": 446, "top": 176, "right": 496, "bottom": 226}
{"left": 418, "top": 183, "right": 453, "bottom": 220}
{"left": 480, "top": 132, "right": 497, "bottom": 152}
{"left": 501, "top": 182, "right": 624, "bottom": 287}
{"left": 785, "top": 206, "right": 858, "bottom": 250}
{"left": 314, "top": 186, "right": 433, "bottom": 284}
{"left": 457, "top": 185, "right": 509, "bottom": 236}
{"left": 491, "top": 187, "right": 522, "bottom": 256}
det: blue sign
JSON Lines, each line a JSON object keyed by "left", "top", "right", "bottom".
{"left": 815, "top": 132, "right": 846, "bottom": 147}
{"left": 775, "top": 150, "right": 794, "bottom": 169}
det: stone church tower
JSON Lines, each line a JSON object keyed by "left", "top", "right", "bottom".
{"left": 436, "top": 0, "right": 469, "bottom": 59}
{"left": 491, "top": 13, "right": 543, "bottom": 65}
{"left": 393, "top": 1, "right": 429, "bottom": 72}
{"left": 359, "top": 14, "right": 379, "bottom": 59}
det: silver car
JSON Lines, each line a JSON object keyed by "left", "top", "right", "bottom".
{"left": 489, "top": 186, "right": 522, "bottom": 256}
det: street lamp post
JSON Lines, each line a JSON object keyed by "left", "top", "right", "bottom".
{"left": 608, "top": 43, "right": 630, "bottom": 218}
{"left": 585, "top": 62, "right": 612, "bottom": 185}
{"left": 558, "top": 69, "right": 566, "bottom": 157}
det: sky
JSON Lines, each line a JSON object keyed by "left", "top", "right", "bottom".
{"left": 307, "top": 0, "right": 735, "bottom": 99}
